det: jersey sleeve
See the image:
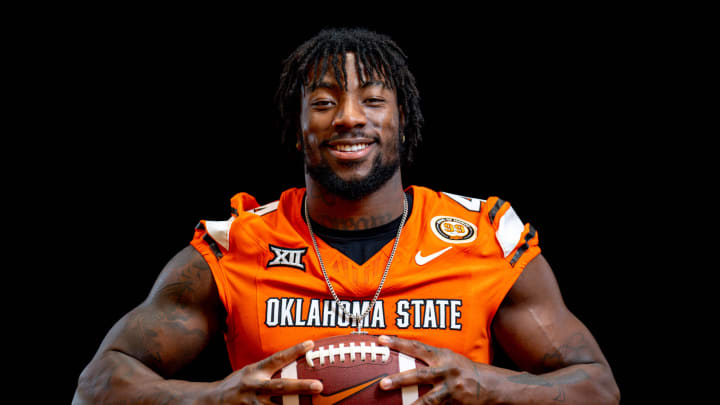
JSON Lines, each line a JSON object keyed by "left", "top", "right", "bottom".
{"left": 189, "top": 192, "right": 261, "bottom": 338}
{"left": 486, "top": 197, "right": 541, "bottom": 270}
{"left": 191, "top": 192, "right": 260, "bottom": 258}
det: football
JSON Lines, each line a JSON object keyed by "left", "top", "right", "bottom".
{"left": 272, "top": 334, "right": 431, "bottom": 404}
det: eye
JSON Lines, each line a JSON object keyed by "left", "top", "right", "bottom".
{"left": 364, "top": 97, "right": 386, "bottom": 107}
{"left": 311, "top": 100, "right": 335, "bottom": 110}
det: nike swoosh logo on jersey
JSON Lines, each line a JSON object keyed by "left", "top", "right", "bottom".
{"left": 415, "top": 246, "right": 452, "bottom": 266}
{"left": 311, "top": 375, "right": 386, "bottom": 405}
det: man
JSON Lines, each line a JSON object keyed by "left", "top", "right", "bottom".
{"left": 74, "top": 28, "right": 619, "bottom": 404}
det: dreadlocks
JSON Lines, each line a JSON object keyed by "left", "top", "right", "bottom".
{"left": 275, "top": 27, "right": 423, "bottom": 166}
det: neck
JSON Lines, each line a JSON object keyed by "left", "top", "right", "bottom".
{"left": 305, "top": 171, "right": 405, "bottom": 231}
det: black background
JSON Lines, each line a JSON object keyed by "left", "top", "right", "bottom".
{"left": 19, "top": 8, "right": 691, "bottom": 403}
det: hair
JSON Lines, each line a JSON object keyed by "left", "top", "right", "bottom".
{"left": 275, "top": 27, "right": 423, "bottom": 166}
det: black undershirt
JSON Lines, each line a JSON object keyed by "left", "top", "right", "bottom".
{"left": 307, "top": 192, "right": 414, "bottom": 265}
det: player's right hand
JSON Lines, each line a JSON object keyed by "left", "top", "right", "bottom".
{"left": 209, "top": 340, "right": 323, "bottom": 404}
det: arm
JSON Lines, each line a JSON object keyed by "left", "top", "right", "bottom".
{"left": 490, "top": 254, "right": 619, "bottom": 403}
{"left": 73, "top": 246, "right": 322, "bottom": 404}
{"left": 378, "top": 254, "right": 619, "bottom": 404}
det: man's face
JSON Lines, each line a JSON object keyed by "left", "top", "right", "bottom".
{"left": 300, "top": 53, "right": 402, "bottom": 200}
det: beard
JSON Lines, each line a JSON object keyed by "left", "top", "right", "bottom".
{"left": 305, "top": 153, "right": 400, "bottom": 201}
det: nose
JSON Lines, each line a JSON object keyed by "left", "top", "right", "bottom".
{"left": 332, "top": 98, "right": 366, "bottom": 131}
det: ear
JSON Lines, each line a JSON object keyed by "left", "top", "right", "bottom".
{"left": 296, "top": 131, "right": 303, "bottom": 151}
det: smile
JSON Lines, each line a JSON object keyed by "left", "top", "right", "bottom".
{"left": 331, "top": 143, "right": 370, "bottom": 152}
{"left": 326, "top": 139, "right": 376, "bottom": 161}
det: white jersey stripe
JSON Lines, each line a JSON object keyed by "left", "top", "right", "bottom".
{"left": 496, "top": 206, "right": 525, "bottom": 258}
{"left": 204, "top": 216, "right": 235, "bottom": 250}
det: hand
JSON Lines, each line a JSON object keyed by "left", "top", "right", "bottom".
{"left": 211, "top": 340, "right": 323, "bottom": 404}
{"left": 378, "top": 335, "right": 508, "bottom": 404}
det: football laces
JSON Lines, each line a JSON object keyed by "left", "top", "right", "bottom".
{"left": 306, "top": 341, "right": 390, "bottom": 366}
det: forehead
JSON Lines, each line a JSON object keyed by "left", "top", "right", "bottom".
{"left": 304, "top": 52, "right": 391, "bottom": 91}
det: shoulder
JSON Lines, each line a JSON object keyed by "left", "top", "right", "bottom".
{"left": 149, "top": 245, "right": 217, "bottom": 307}
{"left": 192, "top": 189, "right": 302, "bottom": 257}
{"left": 411, "top": 186, "right": 539, "bottom": 267}
{"left": 411, "top": 186, "right": 518, "bottom": 225}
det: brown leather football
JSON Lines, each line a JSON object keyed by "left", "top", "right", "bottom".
{"left": 272, "top": 334, "right": 431, "bottom": 404}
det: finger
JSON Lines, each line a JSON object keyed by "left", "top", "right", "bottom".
{"left": 378, "top": 335, "right": 440, "bottom": 363}
{"left": 256, "top": 340, "right": 314, "bottom": 373}
{"left": 411, "top": 382, "right": 450, "bottom": 405}
{"left": 255, "top": 377, "right": 323, "bottom": 395}
{"left": 379, "top": 366, "right": 447, "bottom": 390}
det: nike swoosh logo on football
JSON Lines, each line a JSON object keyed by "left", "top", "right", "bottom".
{"left": 311, "top": 375, "right": 386, "bottom": 405}
{"left": 415, "top": 246, "right": 452, "bottom": 266}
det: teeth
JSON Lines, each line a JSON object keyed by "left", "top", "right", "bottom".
{"left": 334, "top": 143, "right": 369, "bottom": 152}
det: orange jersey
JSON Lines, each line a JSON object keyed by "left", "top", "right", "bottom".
{"left": 190, "top": 186, "right": 540, "bottom": 370}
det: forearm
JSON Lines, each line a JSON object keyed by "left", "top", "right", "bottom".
{"left": 73, "top": 350, "right": 218, "bottom": 405}
{"left": 495, "top": 363, "right": 619, "bottom": 405}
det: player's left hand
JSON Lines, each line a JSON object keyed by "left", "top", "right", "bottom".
{"left": 378, "top": 335, "right": 509, "bottom": 404}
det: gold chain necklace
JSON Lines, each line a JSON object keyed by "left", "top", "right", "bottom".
{"left": 304, "top": 194, "right": 408, "bottom": 334}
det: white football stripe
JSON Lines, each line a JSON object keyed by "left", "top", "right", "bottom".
{"left": 280, "top": 362, "right": 299, "bottom": 405}
{"left": 398, "top": 353, "right": 419, "bottom": 404}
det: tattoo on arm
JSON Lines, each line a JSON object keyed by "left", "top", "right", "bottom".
{"left": 507, "top": 370, "right": 590, "bottom": 387}
{"left": 119, "top": 250, "right": 215, "bottom": 375}
{"left": 507, "top": 332, "right": 595, "bottom": 402}
{"left": 534, "top": 332, "right": 595, "bottom": 373}
{"left": 507, "top": 370, "right": 590, "bottom": 402}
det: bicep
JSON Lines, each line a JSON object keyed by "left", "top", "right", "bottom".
{"left": 98, "top": 245, "right": 225, "bottom": 377}
{"left": 492, "top": 254, "right": 610, "bottom": 374}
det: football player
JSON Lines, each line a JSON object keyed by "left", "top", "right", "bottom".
{"left": 74, "top": 28, "right": 619, "bottom": 404}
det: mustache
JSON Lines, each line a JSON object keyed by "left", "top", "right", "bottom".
{"left": 325, "top": 130, "right": 380, "bottom": 144}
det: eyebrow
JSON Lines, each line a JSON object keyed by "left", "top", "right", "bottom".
{"left": 314, "top": 80, "right": 338, "bottom": 90}
{"left": 360, "top": 80, "right": 387, "bottom": 89}
{"left": 311, "top": 79, "right": 388, "bottom": 92}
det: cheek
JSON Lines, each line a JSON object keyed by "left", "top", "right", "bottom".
{"left": 301, "top": 116, "right": 326, "bottom": 149}
{"left": 374, "top": 110, "right": 401, "bottom": 144}
{"left": 303, "top": 133, "right": 321, "bottom": 153}
{"left": 389, "top": 114, "right": 400, "bottom": 134}
{"left": 374, "top": 101, "right": 400, "bottom": 130}
{"left": 300, "top": 123, "right": 326, "bottom": 165}
{"left": 300, "top": 114, "right": 323, "bottom": 155}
